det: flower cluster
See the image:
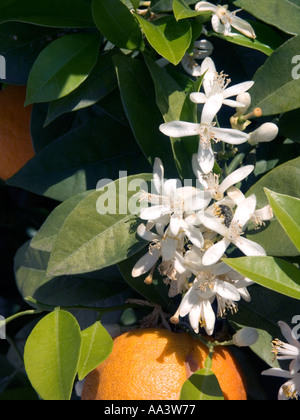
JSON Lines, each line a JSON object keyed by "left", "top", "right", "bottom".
{"left": 262, "top": 321, "right": 300, "bottom": 400}
{"left": 131, "top": 56, "right": 277, "bottom": 337}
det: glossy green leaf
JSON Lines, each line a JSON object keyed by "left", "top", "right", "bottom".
{"left": 173, "top": 0, "right": 205, "bottom": 20}
{"left": 234, "top": 0, "right": 300, "bottom": 35}
{"left": 151, "top": 0, "right": 197, "bottom": 13}
{"left": 24, "top": 309, "right": 81, "bottom": 400}
{"left": 25, "top": 33, "right": 100, "bottom": 105}
{"left": 92, "top": 0, "right": 143, "bottom": 50}
{"left": 45, "top": 50, "right": 118, "bottom": 125}
{"left": 208, "top": 24, "right": 276, "bottom": 57}
{"left": 113, "top": 54, "right": 177, "bottom": 175}
{"left": 46, "top": 174, "right": 152, "bottom": 277}
{"left": 145, "top": 56, "right": 199, "bottom": 180}
{"left": 7, "top": 115, "right": 150, "bottom": 202}
{"left": 78, "top": 322, "right": 113, "bottom": 381}
{"left": 0, "top": 0, "right": 94, "bottom": 27}
{"left": 264, "top": 189, "right": 300, "bottom": 252}
{"left": 14, "top": 242, "right": 128, "bottom": 308}
{"left": 223, "top": 256, "right": 300, "bottom": 300}
{"left": 135, "top": 15, "right": 192, "bottom": 65}
{"left": 249, "top": 35, "right": 300, "bottom": 115}
{"left": 31, "top": 192, "right": 91, "bottom": 252}
{"left": 246, "top": 156, "right": 300, "bottom": 256}
{"left": 180, "top": 368, "right": 224, "bottom": 400}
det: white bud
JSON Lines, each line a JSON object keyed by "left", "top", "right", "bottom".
{"left": 233, "top": 327, "right": 259, "bottom": 347}
{"left": 236, "top": 92, "right": 252, "bottom": 114}
{"left": 193, "top": 39, "right": 214, "bottom": 59}
{"left": 249, "top": 123, "right": 279, "bottom": 145}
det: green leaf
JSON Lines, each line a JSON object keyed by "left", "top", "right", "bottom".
{"left": 113, "top": 54, "right": 177, "bottom": 175}
{"left": 0, "top": 0, "right": 94, "bottom": 27}
{"left": 7, "top": 115, "right": 150, "bottom": 202}
{"left": 46, "top": 174, "right": 152, "bottom": 277}
{"left": 14, "top": 241, "right": 128, "bottom": 308}
{"left": 264, "top": 189, "right": 300, "bottom": 252}
{"left": 249, "top": 35, "right": 300, "bottom": 115}
{"left": 173, "top": 0, "right": 205, "bottom": 20}
{"left": 24, "top": 309, "right": 81, "bottom": 400}
{"left": 246, "top": 156, "right": 300, "bottom": 256}
{"left": 233, "top": 0, "right": 300, "bottom": 35}
{"left": 223, "top": 256, "right": 300, "bottom": 300}
{"left": 278, "top": 109, "right": 300, "bottom": 142}
{"left": 78, "top": 322, "right": 113, "bottom": 381}
{"left": 145, "top": 56, "right": 199, "bottom": 180}
{"left": 92, "top": 0, "right": 143, "bottom": 50}
{"left": 25, "top": 33, "right": 100, "bottom": 105}
{"left": 180, "top": 368, "right": 224, "bottom": 400}
{"left": 0, "top": 23, "right": 60, "bottom": 85}
{"left": 135, "top": 15, "right": 192, "bottom": 65}
{"left": 208, "top": 21, "right": 279, "bottom": 57}
{"left": 31, "top": 192, "right": 91, "bottom": 252}
{"left": 45, "top": 50, "right": 118, "bottom": 125}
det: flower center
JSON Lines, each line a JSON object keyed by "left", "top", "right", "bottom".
{"left": 283, "top": 383, "right": 298, "bottom": 400}
{"left": 216, "top": 5, "right": 231, "bottom": 24}
{"left": 228, "top": 221, "right": 243, "bottom": 241}
{"left": 198, "top": 123, "right": 221, "bottom": 149}
{"left": 211, "top": 71, "right": 231, "bottom": 95}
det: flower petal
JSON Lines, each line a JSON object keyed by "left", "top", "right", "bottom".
{"left": 132, "top": 248, "right": 160, "bottom": 277}
{"left": 160, "top": 121, "right": 199, "bottom": 138}
{"left": 198, "top": 142, "right": 215, "bottom": 174}
{"left": 198, "top": 213, "right": 228, "bottom": 237}
{"left": 219, "top": 165, "right": 254, "bottom": 195}
{"left": 213, "top": 127, "right": 249, "bottom": 144}
{"left": 202, "top": 238, "right": 230, "bottom": 266}
{"left": 189, "top": 304, "right": 202, "bottom": 334}
{"left": 211, "top": 14, "right": 226, "bottom": 35}
{"left": 232, "top": 194, "right": 256, "bottom": 227}
{"left": 195, "top": 1, "right": 218, "bottom": 13}
{"left": 190, "top": 92, "right": 207, "bottom": 104}
{"left": 223, "top": 81, "right": 254, "bottom": 99}
{"left": 179, "top": 287, "right": 200, "bottom": 317}
{"left": 184, "top": 224, "right": 205, "bottom": 249}
{"left": 140, "top": 204, "right": 168, "bottom": 220}
{"left": 233, "top": 236, "right": 266, "bottom": 257}
{"left": 230, "top": 15, "right": 256, "bottom": 39}
{"left": 215, "top": 280, "right": 241, "bottom": 301}
{"left": 153, "top": 157, "right": 164, "bottom": 195}
{"left": 137, "top": 223, "right": 160, "bottom": 242}
{"left": 161, "top": 236, "right": 178, "bottom": 261}
{"left": 201, "top": 94, "right": 224, "bottom": 125}
{"left": 278, "top": 321, "right": 300, "bottom": 349}
{"left": 201, "top": 299, "right": 216, "bottom": 336}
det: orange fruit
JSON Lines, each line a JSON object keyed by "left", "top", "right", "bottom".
{"left": 81, "top": 328, "right": 247, "bottom": 401}
{"left": 0, "top": 85, "right": 34, "bottom": 180}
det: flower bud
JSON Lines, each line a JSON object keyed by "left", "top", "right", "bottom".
{"left": 233, "top": 327, "right": 259, "bottom": 347}
{"left": 236, "top": 92, "right": 251, "bottom": 115}
{"left": 249, "top": 123, "right": 279, "bottom": 145}
{"left": 193, "top": 39, "right": 214, "bottom": 60}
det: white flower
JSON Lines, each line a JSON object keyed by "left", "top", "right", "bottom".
{"left": 248, "top": 123, "right": 279, "bottom": 145}
{"left": 190, "top": 57, "right": 254, "bottom": 117}
{"left": 181, "top": 39, "right": 214, "bottom": 77}
{"left": 271, "top": 321, "right": 300, "bottom": 375}
{"left": 192, "top": 153, "right": 254, "bottom": 201}
{"left": 261, "top": 369, "right": 300, "bottom": 400}
{"left": 199, "top": 194, "right": 267, "bottom": 265}
{"left": 195, "top": 2, "right": 256, "bottom": 39}
{"left": 227, "top": 186, "right": 273, "bottom": 228}
{"left": 173, "top": 247, "right": 253, "bottom": 334}
{"left": 160, "top": 102, "right": 249, "bottom": 174}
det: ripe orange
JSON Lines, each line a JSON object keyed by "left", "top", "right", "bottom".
{"left": 0, "top": 85, "right": 34, "bottom": 180}
{"left": 81, "top": 328, "right": 247, "bottom": 401}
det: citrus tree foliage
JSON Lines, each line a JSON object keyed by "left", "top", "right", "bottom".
{"left": 1, "top": 0, "right": 300, "bottom": 401}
